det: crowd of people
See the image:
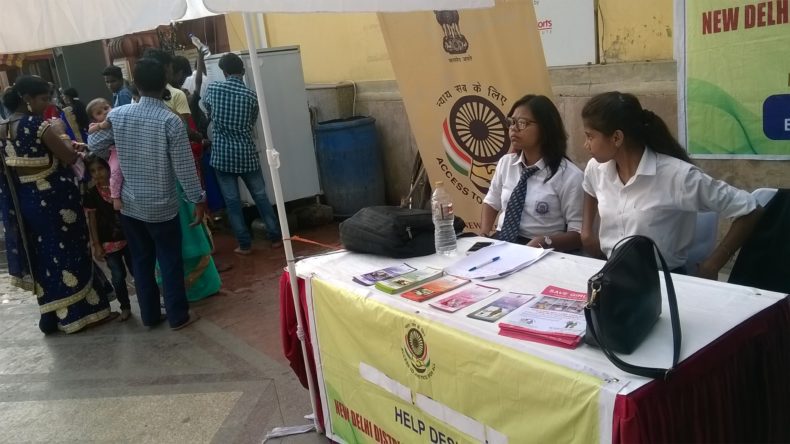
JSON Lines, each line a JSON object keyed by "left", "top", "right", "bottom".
{"left": 0, "top": 48, "right": 283, "bottom": 334}
{"left": 480, "top": 92, "right": 762, "bottom": 278}
{"left": 0, "top": 44, "right": 765, "bottom": 335}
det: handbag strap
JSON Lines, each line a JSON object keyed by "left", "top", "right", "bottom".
{"left": 585, "top": 237, "right": 682, "bottom": 379}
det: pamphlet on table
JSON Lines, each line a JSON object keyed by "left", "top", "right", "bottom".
{"left": 498, "top": 285, "right": 587, "bottom": 349}
{"left": 429, "top": 284, "right": 500, "bottom": 312}
{"left": 352, "top": 264, "right": 416, "bottom": 286}
{"left": 401, "top": 275, "right": 470, "bottom": 302}
{"left": 467, "top": 292, "right": 535, "bottom": 322}
{"left": 444, "top": 242, "right": 552, "bottom": 280}
{"left": 374, "top": 267, "right": 443, "bottom": 294}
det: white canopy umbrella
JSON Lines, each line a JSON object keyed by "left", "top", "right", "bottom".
{"left": 181, "top": 0, "right": 218, "bottom": 21}
{"left": 0, "top": 0, "right": 219, "bottom": 54}
{"left": 0, "top": 0, "right": 494, "bottom": 437}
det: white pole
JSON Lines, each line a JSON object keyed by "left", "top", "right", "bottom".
{"left": 241, "top": 12, "right": 322, "bottom": 434}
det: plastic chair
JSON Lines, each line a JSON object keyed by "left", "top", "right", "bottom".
{"left": 685, "top": 211, "right": 718, "bottom": 274}
{"left": 752, "top": 187, "right": 778, "bottom": 207}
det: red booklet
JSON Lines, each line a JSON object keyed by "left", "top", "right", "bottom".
{"left": 498, "top": 326, "right": 583, "bottom": 349}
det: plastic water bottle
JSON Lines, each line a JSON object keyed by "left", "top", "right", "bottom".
{"left": 189, "top": 33, "right": 211, "bottom": 57}
{"left": 431, "top": 181, "right": 457, "bottom": 255}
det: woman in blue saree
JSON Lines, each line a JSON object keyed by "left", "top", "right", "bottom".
{"left": 0, "top": 76, "right": 114, "bottom": 334}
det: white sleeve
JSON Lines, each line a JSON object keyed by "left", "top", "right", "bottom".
{"left": 680, "top": 167, "right": 757, "bottom": 218}
{"left": 483, "top": 156, "right": 507, "bottom": 210}
{"left": 182, "top": 75, "right": 196, "bottom": 95}
{"left": 558, "top": 164, "right": 584, "bottom": 233}
{"left": 582, "top": 158, "right": 599, "bottom": 198}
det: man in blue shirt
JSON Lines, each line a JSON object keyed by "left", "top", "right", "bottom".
{"left": 203, "top": 52, "right": 282, "bottom": 254}
{"left": 102, "top": 65, "right": 133, "bottom": 107}
{"left": 90, "top": 58, "right": 205, "bottom": 330}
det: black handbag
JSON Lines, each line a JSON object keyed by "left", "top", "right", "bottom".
{"left": 339, "top": 206, "right": 465, "bottom": 258}
{"left": 584, "top": 235, "right": 682, "bottom": 379}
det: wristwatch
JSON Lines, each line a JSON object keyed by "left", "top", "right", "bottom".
{"left": 542, "top": 236, "right": 553, "bottom": 248}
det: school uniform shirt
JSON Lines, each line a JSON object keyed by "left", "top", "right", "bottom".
{"left": 483, "top": 154, "right": 584, "bottom": 238}
{"left": 583, "top": 149, "right": 757, "bottom": 270}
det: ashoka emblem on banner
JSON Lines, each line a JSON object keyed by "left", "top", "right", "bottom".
{"left": 406, "top": 328, "right": 426, "bottom": 359}
{"left": 449, "top": 95, "right": 509, "bottom": 163}
{"left": 401, "top": 323, "right": 436, "bottom": 379}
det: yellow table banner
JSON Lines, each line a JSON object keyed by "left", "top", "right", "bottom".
{"left": 378, "top": 0, "right": 553, "bottom": 230}
{"left": 311, "top": 278, "right": 602, "bottom": 443}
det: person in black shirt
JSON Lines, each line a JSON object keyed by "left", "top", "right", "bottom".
{"left": 84, "top": 157, "right": 134, "bottom": 321}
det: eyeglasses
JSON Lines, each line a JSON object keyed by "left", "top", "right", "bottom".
{"left": 506, "top": 117, "right": 537, "bottom": 130}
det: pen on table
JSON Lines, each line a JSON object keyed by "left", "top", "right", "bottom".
{"left": 468, "top": 256, "right": 500, "bottom": 272}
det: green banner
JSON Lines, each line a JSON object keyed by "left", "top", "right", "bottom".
{"left": 311, "top": 278, "right": 602, "bottom": 443}
{"left": 683, "top": 0, "right": 790, "bottom": 157}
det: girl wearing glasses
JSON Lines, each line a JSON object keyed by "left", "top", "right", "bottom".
{"left": 580, "top": 92, "right": 762, "bottom": 277}
{"left": 480, "top": 94, "right": 583, "bottom": 252}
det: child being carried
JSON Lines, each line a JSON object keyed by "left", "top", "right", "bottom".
{"left": 86, "top": 98, "right": 123, "bottom": 211}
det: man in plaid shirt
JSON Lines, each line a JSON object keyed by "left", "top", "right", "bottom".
{"left": 203, "top": 53, "right": 282, "bottom": 254}
{"left": 89, "top": 58, "right": 204, "bottom": 330}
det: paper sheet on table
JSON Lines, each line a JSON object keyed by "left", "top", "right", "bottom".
{"left": 444, "top": 242, "right": 552, "bottom": 280}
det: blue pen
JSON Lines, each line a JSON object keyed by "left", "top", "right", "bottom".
{"left": 468, "top": 256, "right": 501, "bottom": 272}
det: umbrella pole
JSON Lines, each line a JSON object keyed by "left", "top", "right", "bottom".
{"left": 242, "top": 13, "right": 322, "bottom": 437}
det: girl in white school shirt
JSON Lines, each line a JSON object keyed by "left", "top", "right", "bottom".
{"left": 580, "top": 91, "right": 763, "bottom": 278}
{"left": 480, "top": 95, "right": 584, "bottom": 252}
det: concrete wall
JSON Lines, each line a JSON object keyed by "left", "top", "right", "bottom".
{"left": 225, "top": 12, "right": 392, "bottom": 83}
{"left": 597, "top": 0, "right": 674, "bottom": 63}
{"left": 224, "top": 0, "right": 677, "bottom": 84}
{"left": 307, "top": 61, "right": 789, "bottom": 207}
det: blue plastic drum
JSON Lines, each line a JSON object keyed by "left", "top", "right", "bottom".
{"left": 314, "top": 116, "right": 386, "bottom": 217}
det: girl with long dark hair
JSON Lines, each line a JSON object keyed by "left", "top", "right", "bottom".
{"left": 580, "top": 91, "right": 762, "bottom": 278}
{"left": 480, "top": 94, "right": 583, "bottom": 252}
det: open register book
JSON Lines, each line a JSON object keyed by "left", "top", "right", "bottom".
{"left": 498, "top": 286, "right": 587, "bottom": 349}
{"left": 443, "top": 242, "right": 552, "bottom": 280}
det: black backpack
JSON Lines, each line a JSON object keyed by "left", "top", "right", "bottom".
{"left": 339, "top": 206, "right": 465, "bottom": 258}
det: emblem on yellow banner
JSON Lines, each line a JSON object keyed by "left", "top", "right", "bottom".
{"left": 441, "top": 93, "right": 510, "bottom": 195}
{"left": 435, "top": 10, "right": 469, "bottom": 55}
{"left": 402, "top": 322, "right": 436, "bottom": 379}
{"left": 380, "top": 0, "right": 554, "bottom": 228}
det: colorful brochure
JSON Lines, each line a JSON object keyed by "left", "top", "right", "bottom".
{"left": 374, "top": 267, "right": 443, "bottom": 294}
{"left": 467, "top": 292, "right": 535, "bottom": 322}
{"left": 353, "top": 264, "right": 416, "bottom": 286}
{"left": 429, "top": 284, "right": 500, "bottom": 312}
{"left": 401, "top": 275, "right": 470, "bottom": 302}
{"left": 498, "top": 286, "right": 587, "bottom": 349}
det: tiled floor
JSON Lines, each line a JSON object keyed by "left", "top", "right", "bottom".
{"left": 0, "top": 222, "right": 342, "bottom": 444}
